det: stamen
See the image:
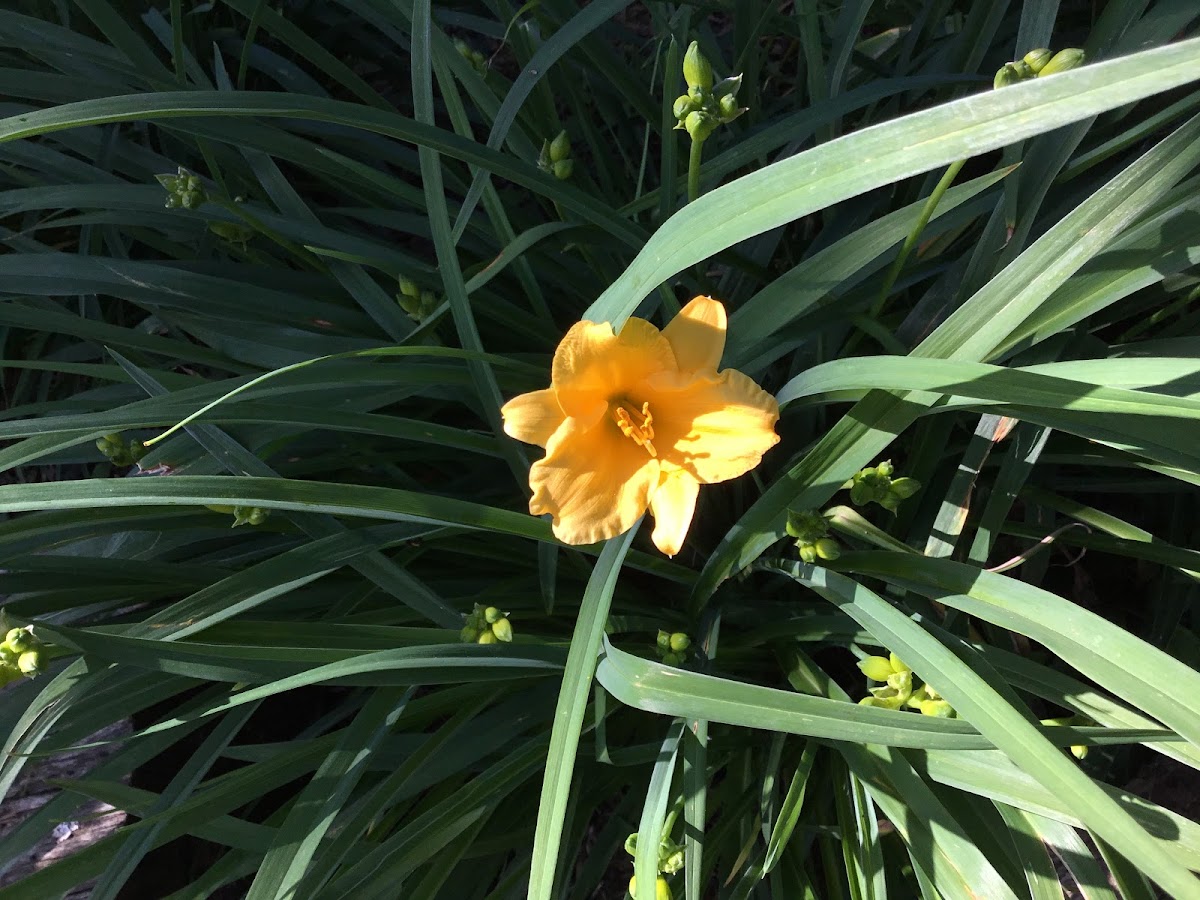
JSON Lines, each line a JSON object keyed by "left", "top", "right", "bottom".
{"left": 612, "top": 401, "right": 657, "bottom": 457}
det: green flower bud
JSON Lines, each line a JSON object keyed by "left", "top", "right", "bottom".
{"left": 0, "top": 643, "right": 15, "bottom": 667}
{"left": 858, "top": 656, "right": 894, "bottom": 682}
{"left": 484, "top": 606, "right": 502, "bottom": 624}
{"left": 128, "top": 440, "right": 147, "bottom": 463}
{"left": 398, "top": 275, "right": 420, "bottom": 299}
{"left": 549, "top": 130, "right": 571, "bottom": 163}
{"left": 624, "top": 833, "right": 638, "bottom": 857}
{"left": 552, "top": 159, "right": 574, "bottom": 180}
{"left": 682, "top": 41, "right": 713, "bottom": 92}
{"left": 711, "top": 73, "right": 743, "bottom": 99}
{"left": 661, "top": 651, "right": 682, "bottom": 665}
{"left": 656, "top": 630, "right": 671, "bottom": 651}
{"left": 785, "top": 509, "right": 827, "bottom": 541}
{"left": 1039, "top": 48, "right": 1085, "bottom": 76}
{"left": 460, "top": 625, "right": 480, "bottom": 643}
{"left": 797, "top": 542, "right": 818, "bottom": 564}
{"left": 491, "top": 617, "right": 513, "bottom": 642}
{"left": 814, "top": 537, "right": 840, "bottom": 561}
{"left": 668, "top": 633, "right": 690, "bottom": 653}
{"left": 1070, "top": 743, "right": 1089, "bottom": 760}
{"left": 876, "top": 460, "right": 894, "bottom": 478}
{"left": 672, "top": 94, "right": 695, "bottom": 120}
{"left": 885, "top": 669, "right": 913, "bottom": 696}
{"left": 5, "top": 627, "right": 34, "bottom": 654}
{"left": 17, "top": 650, "right": 43, "bottom": 678}
{"left": 889, "top": 653, "right": 910, "bottom": 674}
{"left": 918, "top": 699, "right": 955, "bottom": 718}
{"left": 862, "top": 692, "right": 906, "bottom": 710}
{"left": 659, "top": 839, "right": 685, "bottom": 873}
{"left": 1023, "top": 48, "right": 1053, "bottom": 73}
{"left": 717, "top": 94, "right": 743, "bottom": 123}
{"left": 628, "top": 875, "right": 672, "bottom": 900}
{"left": 246, "top": 508, "right": 269, "bottom": 526}
{"left": 889, "top": 477, "right": 921, "bottom": 500}
{"left": 1010, "top": 59, "right": 1034, "bottom": 80}
{"left": 849, "top": 480, "right": 872, "bottom": 506}
{"left": 993, "top": 63, "right": 1021, "bottom": 89}
{"left": 477, "top": 631, "right": 498, "bottom": 645}
{"left": 683, "top": 111, "right": 717, "bottom": 143}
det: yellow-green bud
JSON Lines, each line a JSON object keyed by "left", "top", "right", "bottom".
{"left": 797, "top": 542, "right": 818, "bottom": 564}
{"left": 717, "top": 94, "right": 741, "bottom": 121}
{"left": 17, "top": 650, "right": 43, "bottom": 678}
{"left": 918, "top": 699, "right": 955, "bottom": 718}
{"left": 1070, "top": 743, "right": 1089, "bottom": 760}
{"left": 1038, "top": 48, "right": 1085, "bottom": 76}
{"left": 128, "top": 440, "right": 147, "bottom": 463}
{"left": 661, "top": 651, "right": 682, "bottom": 665}
{"left": 628, "top": 875, "right": 672, "bottom": 900}
{"left": 684, "top": 110, "right": 717, "bottom": 142}
{"left": 994, "top": 63, "right": 1022, "bottom": 89}
{"left": 549, "top": 130, "right": 571, "bottom": 163}
{"left": 858, "top": 656, "right": 894, "bottom": 682}
{"left": 552, "top": 159, "right": 574, "bottom": 180}
{"left": 484, "top": 606, "right": 502, "bottom": 624}
{"left": 491, "top": 618, "right": 513, "bottom": 642}
{"left": 460, "top": 625, "right": 480, "bottom": 643}
{"left": 814, "top": 537, "right": 840, "bottom": 561}
{"left": 656, "top": 629, "right": 671, "bottom": 650}
{"left": 477, "top": 631, "right": 498, "bottom": 645}
{"left": 398, "top": 275, "right": 420, "bottom": 298}
{"left": 672, "top": 95, "right": 695, "bottom": 119}
{"left": 682, "top": 41, "right": 713, "bottom": 92}
{"left": 668, "top": 633, "right": 690, "bottom": 653}
{"left": 888, "top": 653, "right": 910, "bottom": 674}
{"left": 1023, "top": 48, "right": 1052, "bottom": 73}
{"left": 885, "top": 669, "right": 912, "bottom": 696}
{"left": 5, "top": 628, "right": 34, "bottom": 654}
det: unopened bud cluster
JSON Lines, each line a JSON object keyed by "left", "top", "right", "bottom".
{"left": 397, "top": 275, "right": 440, "bottom": 322}
{"left": 96, "top": 432, "right": 147, "bottom": 468}
{"left": 454, "top": 38, "right": 488, "bottom": 76}
{"left": 845, "top": 460, "right": 920, "bottom": 514}
{"left": 655, "top": 629, "right": 690, "bottom": 666}
{"left": 672, "top": 42, "right": 746, "bottom": 143}
{"left": 624, "top": 830, "right": 682, "bottom": 900}
{"left": 785, "top": 509, "right": 840, "bottom": 563}
{"left": 156, "top": 167, "right": 206, "bottom": 209}
{"left": 858, "top": 653, "right": 954, "bottom": 717}
{"left": 461, "top": 603, "right": 513, "bottom": 644}
{"left": 537, "top": 131, "right": 574, "bottom": 180}
{"left": 204, "top": 505, "right": 271, "bottom": 527}
{"left": 994, "top": 48, "right": 1085, "bottom": 88}
{"left": 0, "top": 626, "right": 47, "bottom": 685}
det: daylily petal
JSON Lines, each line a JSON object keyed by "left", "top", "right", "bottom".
{"left": 529, "top": 414, "right": 659, "bottom": 545}
{"left": 649, "top": 469, "right": 700, "bottom": 557}
{"left": 646, "top": 369, "right": 779, "bottom": 484}
{"left": 662, "top": 295, "right": 727, "bottom": 374}
{"left": 552, "top": 318, "right": 676, "bottom": 418}
{"left": 501, "top": 388, "right": 565, "bottom": 448}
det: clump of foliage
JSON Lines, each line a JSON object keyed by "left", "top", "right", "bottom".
{"left": 2, "top": 2, "right": 1200, "bottom": 899}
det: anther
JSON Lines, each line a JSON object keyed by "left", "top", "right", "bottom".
{"left": 612, "top": 401, "right": 657, "bottom": 457}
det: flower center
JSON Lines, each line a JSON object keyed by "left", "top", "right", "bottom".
{"left": 611, "top": 400, "right": 657, "bottom": 458}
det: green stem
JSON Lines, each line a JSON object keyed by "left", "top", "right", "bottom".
{"left": 869, "top": 157, "right": 967, "bottom": 318}
{"left": 687, "top": 137, "right": 705, "bottom": 203}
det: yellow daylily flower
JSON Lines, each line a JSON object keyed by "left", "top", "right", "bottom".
{"left": 501, "top": 296, "right": 779, "bottom": 556}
